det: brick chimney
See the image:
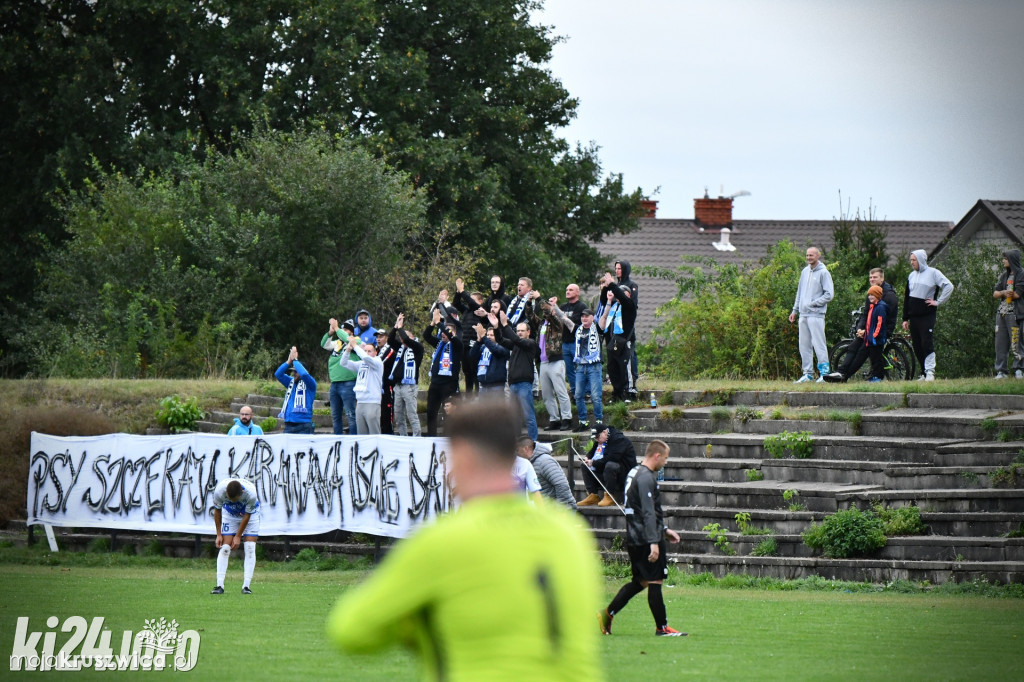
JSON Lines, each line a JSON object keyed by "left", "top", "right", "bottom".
{"left": 639, "top": 198, "right": 658, "bottom": 218}
{"left": 694, "top": 193, "right": 733, "bottom": 227}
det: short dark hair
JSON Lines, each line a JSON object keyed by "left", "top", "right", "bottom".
{"left": 226, "top": 480, "right": 243, "bottom": 499}
{"left": 445, "top": 396, "right": 522, "bottom": 466}
{"left": 516, "top": 436, "right": 535, "bottom": 454}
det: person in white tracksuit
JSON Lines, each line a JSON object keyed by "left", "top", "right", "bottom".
{"left": 789, "top": 247, "right": 834, "bottom": 382}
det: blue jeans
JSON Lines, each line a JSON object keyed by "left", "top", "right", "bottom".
{"left": 283, "top": 421, "right": 315, "bottom": 434}
{"left": 575, "top": 363, "right": 603, "bottom": 424}
{"left": 562, "top": 343, "right": 577, "bottom": 396}
{"left": 509, "top": 381, "right": 538, "bottom": 441}
{"left": 330, "top": 381, "right": 357, "bottom": 435}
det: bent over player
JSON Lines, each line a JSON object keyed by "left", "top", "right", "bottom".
{"left": 210, "top": 478, "right": 260, "bottom": 595}
{"left": 599, "top": 440, "right": 686, "bottom": 636}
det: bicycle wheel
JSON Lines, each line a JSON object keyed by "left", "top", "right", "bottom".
{"left": 828, "top": 340, "right": 865, "bottom": 382}
{"left": 885, "top": 341, "right": 914, "bottom": 381}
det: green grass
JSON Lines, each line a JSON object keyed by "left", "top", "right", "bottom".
{"left": 1, "top": 556, "right": 1022, "bottom": 680}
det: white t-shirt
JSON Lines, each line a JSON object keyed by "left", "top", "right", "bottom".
{"left": 211, "top": 479, "right": 260, "bottom": 518}
{"left": 511, "top": 457, "right": 542, "bottom": 495}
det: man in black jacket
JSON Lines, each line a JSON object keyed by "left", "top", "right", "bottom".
{"left": 492, "top": 310, "right": 540, "bottom": 441}
{"left": 454, "top": 277, "right": 489, "bottom": 393}
{"left": 829, "top": 267, "right": 899, "bottom": 380}
{"left": 424, "top": 308, "right": 463, "bottom": 436}
{"left": 598, "top": 273, "right": 638, "bottom": 403}
{"left": 578, "top": 424, "right": 637, "bottom": 507}
{"left": 389, "top": 314, "right": 424, "bottom": 437}
{"left": 597, "top": 440, "right": 685, "bottom": 637}
{"left": 616, "top": 260, "right": 640, "bottom": 398}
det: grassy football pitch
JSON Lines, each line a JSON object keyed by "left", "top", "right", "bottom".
{"left": 1, "top": 561, "right": 1022, "bottom": 681}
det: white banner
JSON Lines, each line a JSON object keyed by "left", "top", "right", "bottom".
{"left": 27, "top": 433, "right": 452, "bottom": 539}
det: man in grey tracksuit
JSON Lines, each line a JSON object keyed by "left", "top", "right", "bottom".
{"left": 902, "top": 249, "right": 954, "bottom": 381}
{"left": 339, "top": 336, "right": 384, "bottom": 435}
{"left": 516, "top": 437, "right": 577, "bottom": 511}
{"left": 789, "top": 247, "right": 834, "bottom": 382}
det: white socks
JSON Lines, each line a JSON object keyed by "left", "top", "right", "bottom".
{"left": 216, "top": 545, "right": 230, "bottom": 587}
{"left": 243, "top": 542, "right": 256, "bottom": 589}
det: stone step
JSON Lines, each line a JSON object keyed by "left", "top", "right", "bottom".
{"left": 664, "top": 389, "right": 1024, "bottom": 412}
{"left": 606, "top": 550, "right": 1024, "bottom": 584}
{"left": 591, "top": 529, "right": 1024, "bottom": 563}
{"left": 579, "top": 505, "right": 1024, "bottom": 538}
{"left": 839, "top": 489, "right": 1024, "bottom": 513}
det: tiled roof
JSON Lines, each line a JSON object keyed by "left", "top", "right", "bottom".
{"left": 595, "top": 217, "right": 953, "bottom": 341}
{"left": 980, "top": 200, "right": 1024, "bottom": 241}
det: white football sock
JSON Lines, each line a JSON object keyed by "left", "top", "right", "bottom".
{"left": 243, "top": 542, "right": 256, "bottom": 588}
{"left": 216, "top": 545, "right": 231, "bottom": 587}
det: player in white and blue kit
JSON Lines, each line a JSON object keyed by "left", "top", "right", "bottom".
{"left": 210, "top": 478, "right": 260, "bottom": 595}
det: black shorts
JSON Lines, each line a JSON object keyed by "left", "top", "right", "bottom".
{"left": 627, "top": 540, "right": 668, "bottom": 583}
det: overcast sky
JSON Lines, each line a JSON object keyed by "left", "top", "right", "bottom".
{"left": 537, "top": 0, "right": 1024, "bottom": 223}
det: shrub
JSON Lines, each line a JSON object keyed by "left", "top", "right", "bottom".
{"left": 155, "top": 395, "right": 204, "bottom": 433}
{"left": 872, "top": 503, "right": 927, "bottom": 536}
{"left": 735, "top": 512, "right": 772, "bottom": 535}
{"left": 763, "top": 431, "right": 814, "bottom": 459}
{"left": 745, "top": 469, "right": 764, "bottom": 482}
{"left": 0, "top": 405, "right": 117, "bottom": 524}
{"left": 259, "top": 416, "right": 278, "bottom": 432}
{"left": 803, "top": 508, "right": 886, "bottom": 558}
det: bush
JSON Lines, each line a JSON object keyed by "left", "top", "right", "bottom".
{"left": 803, "top": 508, "right": 886, "bottom": 558}
{"left": 751, "top": 537, "right": 779, "bottom": 557}
{"left": 259, "top": 416, "right": 278, "bottom": 432}
{"left": 872, "top": 504, "right": 927, "bottom": 536}
{"left": 763, "top": 431, "right": 814, "bottom": 459}
{"left": 155, "top": 395, "right": 204, "bottom": 433}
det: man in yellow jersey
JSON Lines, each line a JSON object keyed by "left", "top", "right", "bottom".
{"left": 326, "top": 396, "right": 603, "bottom": 681}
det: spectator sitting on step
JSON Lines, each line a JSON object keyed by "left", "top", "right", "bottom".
{"left": 578, "top": 423, "right": 637, "bottom": 507}
{"left": 516, "top": 437, "right": 577, "bottom": 511}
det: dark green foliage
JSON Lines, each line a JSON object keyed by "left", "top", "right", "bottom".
{"left": 763, "top": 431, "right": 814, "bottom": 459}
{"left": 604, "top": 401, "right": 633, "bottom": 431}
{"left": 1, "top": 1, "right": 642, "bottom": 372}
{"left": 803, "top": 508, "right": 887, "bottom": 558}
{"left": 751, "top": 537, "right": 779, "bottom": 557}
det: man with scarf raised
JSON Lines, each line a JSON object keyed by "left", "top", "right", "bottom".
{"left": 389, "top": 314, "right": 424, "bottom": 437}
{"left": 424, "top": 307, "right": 463, "bottom": 436}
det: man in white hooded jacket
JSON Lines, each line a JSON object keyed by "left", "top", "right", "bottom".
{"left": 901, "top": 249, "right": 954, "bottom": 381}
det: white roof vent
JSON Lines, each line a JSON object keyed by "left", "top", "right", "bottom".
{"left": 713, "top": 227, "right": 736, "bottom": 251}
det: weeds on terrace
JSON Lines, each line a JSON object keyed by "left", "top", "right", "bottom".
{"left": 783, "top": 489, "right": 806, "bottom": 511}
{"left": 750, "top": 537, "right": 779, "bottom": 557}
{"left": 763, "top": 431, "right": 814, "bottom": 458}
{"left": 735, "top": 512, "right": 772, "bottom": 536}
{"left": 871, "top": 503, "right": 928, "bottom": 536}
{"left": 604, "top": 401, "right": 633, "bottom": 431}
{"left": 703, "top": 523, "right": 736, "bottom": 555}
{"left": 746, "top": 469, "right": 764, "bottom": 482}
{"left": 659, "top": 407, "right": 685, "bottom": 420}
{"left": 734, "top": 406, "right": 762, "bottom": 424}
{"left": 803, "top": 508, "right": 886, "bottom": 558}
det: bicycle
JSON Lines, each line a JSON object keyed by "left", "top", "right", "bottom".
{"left": 828, "top": 307, "right": 916, "bottom": 381}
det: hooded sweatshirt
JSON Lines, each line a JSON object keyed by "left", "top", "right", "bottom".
{"left": 584, "top": 426, "right": 637, "bottom": 475}
{"left": 227, "top": 417, "right": 264, "bottom": 436}
{"left": 615, "top": 260, "right": 639, "bottom": 308}
{"left": 339, "top": 345, "right": 384, "bottom": 404}
{"left": 353, "top": 309, "right": 379, "bottom": 345}
{"left": 791, "top": 260, "right": 834, "bottom": 318}
{"left": 995, "top": 249, "right": 1024, "bottom": 319}
{"left": 903, "top": 249, "right": 954, "bottom": 320}
{"left": 484, "top": 275, "right": 511, "bottom": 312}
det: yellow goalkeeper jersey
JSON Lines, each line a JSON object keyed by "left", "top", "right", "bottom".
{"left": 326, "top": 493, "right": 603, "bottom": 681}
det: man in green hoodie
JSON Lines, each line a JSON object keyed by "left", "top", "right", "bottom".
{"left": 322, "top": 318, "right": 359, "bottom": 435}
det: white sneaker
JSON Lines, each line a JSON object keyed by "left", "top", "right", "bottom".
{"left": 916, "top": 374, "right": 927, "bottom": 381}
{"left": 794, "top": 374, "right": 814, "bottom": 383}
{"left": 1016, "top": 370, "right": 1023, "bottom": 379}
{"left": 815, "top": 376, "right": 825, "bottom": 383}
{"left": 995, "top": 372, "right": 1009, "bottom": 380}
{"left": 925, "top": 371, "right": 935, "bottom": 381}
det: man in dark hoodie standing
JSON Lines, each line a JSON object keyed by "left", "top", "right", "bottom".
{"left": 485, "top": 274, "right": 511, "bottom": 312}
{"left": 616, "top": 260, "right": 640, "bottom": 398}
{"left": 424, "top": 308, "right": 463, "bottom": 436}
{"left": 993, "top": 250, "right": 1024, "bottom": 379}
{"left": 454, "top": 277, "right": 489, "bottom": 393}
{"left": 577, "top": 423, "right": 638, "bottom": 507}
{"left": 493, "top": 310, "right": 540, "bottom": 441}
{"left": 598, "top": 273, "right": 638, "bottom": 403}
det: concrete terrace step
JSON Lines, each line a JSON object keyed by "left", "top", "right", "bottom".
{"left": 664, "top": 389, "right": 1024, "bottom": 412}
{"left": 580, "top": 505, "right": 1024, "bottom": 538}
{"left": 606, "top": 551, "right": 1024, "bottom": 584}
{"left": 840, "top": 488, "right": 1024, "bottom": 513}
{"left": 591, "top": 529, "right": 1024, "bottom": 563}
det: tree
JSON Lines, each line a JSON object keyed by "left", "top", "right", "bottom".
{"left": 1, "top": 0, "right": 641, "bottom": 371}
{"left": 9, "top": 128, "right": 439, "bottom": 378}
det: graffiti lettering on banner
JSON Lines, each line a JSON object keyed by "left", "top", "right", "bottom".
{"left": 28, "top": 433, "right": 453, "bottom": 538}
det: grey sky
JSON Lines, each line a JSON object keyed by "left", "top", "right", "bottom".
{"left": 538, "top": 0, "right": 1024, "bottom": 223}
